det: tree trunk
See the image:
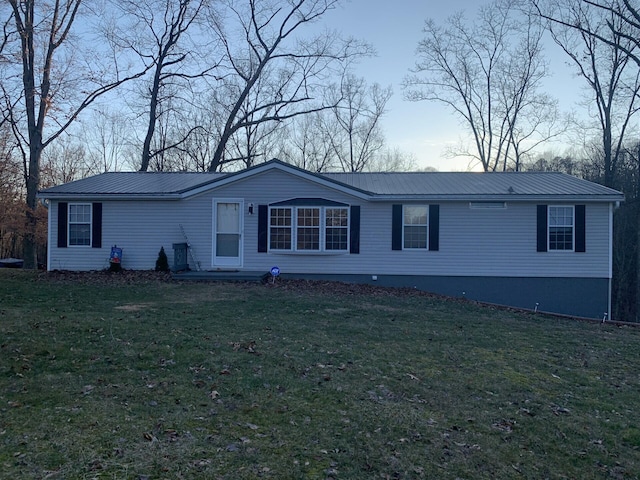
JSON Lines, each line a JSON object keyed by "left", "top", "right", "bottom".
{"left": 23, "top": 138, "right": 43, "bottom": 269}
{"left": 636, "top": 145, "right": 640, "bottom": 322}
{"left": 140, "top": 60, "right": 163, "bottom": 172}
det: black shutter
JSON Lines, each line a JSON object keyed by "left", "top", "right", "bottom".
{"left": 258, "top": 205, "right": 268, "bottom": 252}
{"left": 575, "top": 204, "right": 586, "bottom": 252}
{"left": 92, "top": 203, "right": 102, "bottom": 248}
{"left": 537, "top": 205, "right": 548, "bottom": 252}
{"left": 392, "top": 204, "right": 403, "bottom": 250}
{"left": 349, "top": 205, "right": 360, "bottom": 254}
{"left": 428, "top": 204, "right": 440, "bottom": 251}
{"left": 57, "top": 202, "right": 68, "bottom": 248}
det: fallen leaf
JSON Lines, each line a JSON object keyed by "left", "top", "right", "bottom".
{"left": 552, "top": 405, "right": 571, "bottom": 415}
{"left": 209, "top": 390, "right": 220, "bottom": 399}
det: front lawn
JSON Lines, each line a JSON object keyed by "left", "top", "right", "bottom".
{"left": 1, "top": 270, "right": 639, "bottom": 479}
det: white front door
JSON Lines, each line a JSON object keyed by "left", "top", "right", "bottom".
{"left": 213, "top": 199, "right": 243, "bottom": 267}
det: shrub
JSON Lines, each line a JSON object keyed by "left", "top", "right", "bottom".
{"left": 155, "top": 246, "right": 170, "bottom": 272}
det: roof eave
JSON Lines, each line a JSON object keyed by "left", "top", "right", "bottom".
{"left": 369, "top": 194, "right": 625, "bottom": 202}
{"left": 37, "top": 192, "right": 183, "bottom": 201}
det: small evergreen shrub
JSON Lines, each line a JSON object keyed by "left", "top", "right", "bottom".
{"left": 155, "top": 246, "right": 170, "bottom": 272}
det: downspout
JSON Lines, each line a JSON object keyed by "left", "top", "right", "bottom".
{"left": 608, "top": 201, "right": 620, "bottom": 321}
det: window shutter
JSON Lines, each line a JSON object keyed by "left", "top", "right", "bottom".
{"left": 57, "top": 202, "right": 68, "bottom": 248}
{"left": 428, "top": 204, "right": 440, "bottom": 251}
{"left": 536, "top": 205, "right": 548, "bottom": 252}
{"left": 92, "top": 203, "right": 102, "bottom": 248}
{"left": 258, "top": 205, "right": 268, "bottom": 252}
{"left": 350, "top": 205, "right": 360, "bottom": 254}
{"left": 392, "top": 204, "right": 402, "bottom": 250}
{"left": 575, "top": 204, "right": 586, "bottom": 252}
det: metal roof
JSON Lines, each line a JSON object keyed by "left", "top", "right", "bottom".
{"left": 39, "top": 171, "right": 226, "bottom": 196}
{"left": 38, "top": 161, "right": 624, "bottom": 202}
{"left": 322, "top": 171, "right": 622, "bottom": 198}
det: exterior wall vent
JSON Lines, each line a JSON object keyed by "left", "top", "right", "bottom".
{"left": 469, "top": 201, "right": 507, "bottom": 210}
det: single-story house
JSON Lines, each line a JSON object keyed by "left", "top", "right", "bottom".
{"left": 38, "top": 159, "right": 624, "bottom": 320}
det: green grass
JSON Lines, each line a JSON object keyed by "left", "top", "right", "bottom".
{"left": 1, "top": 270, "right": 639, "bottom": 479}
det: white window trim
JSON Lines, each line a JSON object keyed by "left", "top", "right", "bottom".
{"left": 268, "top": 205, "right": 350, "bottom": 253}
{"left": 402, "top": 205, "right": 429, "bottom": 250}
{"left": 548, "top": 205, "right": 575, "bottom": 252}
{"left": 68, "top": 203, "right": 92, "bottom": 247}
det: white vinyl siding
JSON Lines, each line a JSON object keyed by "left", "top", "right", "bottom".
{"left": 47, "top": 169, "right": 613, "bottom": 279}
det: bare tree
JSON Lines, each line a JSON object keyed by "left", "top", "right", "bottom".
{"left": 1, "top": 0, "right": 149, "bottom": 268}
{"left": 536, "top": 0, "right": 640, "bottom": 187}
{"left": 205, "top": 0, "right": 371, "bottom": 172}
{"left": 173, "top": 107, "right": 221, "bottom": 171}
{"left": 404, "top": 0, "right": 556, "bottom": 172}
{"left": 110, "top": 0, "right": 214, "bottom": 171}
{"left": 560, "top": 1, "right": 640, "bottom": 65}
{"left": 371, "top": 147, "right": 418, "bottom": 172}
{"left": 278, "top": 112, "right": 337, "bottom": 172}
{"left": 82, "top": 108, "right": 136, "bottom": 174}
{"left": 40, "top": 139, "right": 88, "bottom": 187}
{"left": 325, "top": 74, "right": 392, "bottom": 172}
{"left": 223, "top": 70, "right": 288, "bottom": 168}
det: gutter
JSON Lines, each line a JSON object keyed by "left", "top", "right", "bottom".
{"left": 36, "top": 193, "right": 184, "bottom": 201}
{"left": 368, "top": 194, "right": 625, "bottom": 203}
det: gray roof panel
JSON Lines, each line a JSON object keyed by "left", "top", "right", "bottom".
{"left": 40, "top": 171, "right": 226, "bottom": 195}
{"left": 323, "top": 171, "right": 622, "bottom": 197}
{"left": 38, "top": 162, "right": 624, "bottom": 202}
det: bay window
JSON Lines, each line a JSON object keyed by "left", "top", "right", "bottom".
{"left": 269, "top": 205, "right": 349, "bottom": 252}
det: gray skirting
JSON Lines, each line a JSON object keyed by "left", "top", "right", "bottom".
{"left": 172, "top": 270, "right": 610, "bottom": 320}
{"left": 277, "top": 273, "right": 610, "bottom": 320}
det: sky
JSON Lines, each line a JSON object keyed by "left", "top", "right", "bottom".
{"left": 315, "top": 0, "right": 581, "bottom": 171}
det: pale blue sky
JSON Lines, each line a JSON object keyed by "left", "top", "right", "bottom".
{"left": 317, "top": 0, "right": 579, "bottom": 171}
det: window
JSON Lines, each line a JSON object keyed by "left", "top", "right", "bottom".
{"left": 549, "top": 206, "right": 574, "bottom": 251}
{"left": 325, "top": 208, "right": 349, "bottom": 250}
{"left": 269, "top": 206, "right": 349, "bottom": 252}
{"left": 68, "top": 203, "right": 92, "bottom": 246}
{"left": 297, "top": 208, "right": 320, "bottom": 250}
{"left": 403, "top": 205, "right": 428, "bottom": 249}
{"left": 269, "top": 208, "right": 292, "bottom": 250}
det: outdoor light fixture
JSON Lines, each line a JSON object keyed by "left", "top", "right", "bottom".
{"left": 248, "top": 203, "right": 254, "bottom": 215}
